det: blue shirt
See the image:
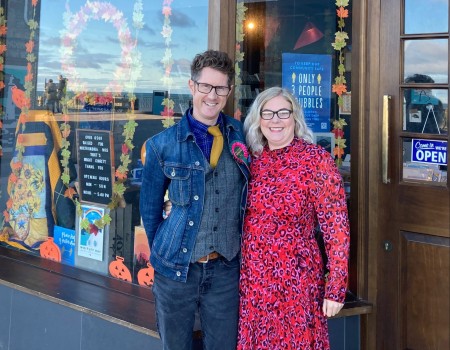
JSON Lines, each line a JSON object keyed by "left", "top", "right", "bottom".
{"left": 186, "top": 109, "right": 223, "bottom": 162}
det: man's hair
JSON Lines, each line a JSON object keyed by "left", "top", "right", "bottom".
{"left": 190, "top": 50, "right": 235, "bottom": 86}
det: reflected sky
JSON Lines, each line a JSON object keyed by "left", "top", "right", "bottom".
{"left": 37, "top": 0, "right": 208, "bottom": 94}
{"left": 404, "top": 39, "right": 448, "bottom": 85}
{"left": 405, "top": 0, "right": 448, "bottom": 34}
{"left": 404, "top": 0, "right": 449, "bottom": 106}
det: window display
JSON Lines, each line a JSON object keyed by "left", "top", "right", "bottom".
{"left": 0, "top": 0, "right": 208, "bottom": 285}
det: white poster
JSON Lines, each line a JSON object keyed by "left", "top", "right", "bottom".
{"left": 77, "top": 204, "right": 105, "bottom": 261}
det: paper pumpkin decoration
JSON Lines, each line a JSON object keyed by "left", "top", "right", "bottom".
{"left": 137, "top": 262, "right": 154, "bottom": 287}
{"left": 140, "top": 140, "right": 147, "bottom": 165}
{"left": 40, "top": 237, "right": 61, "bottom": 262}
{"left": 109, "top": 256, "right": 132, "bottom": 282}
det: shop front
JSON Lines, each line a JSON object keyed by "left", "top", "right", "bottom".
{"left": 0, "top": 0, "right": 447, "bottom": 349}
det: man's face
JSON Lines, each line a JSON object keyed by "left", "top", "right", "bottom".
{"left": 188, "top": 67, "right": 231, "bottom": 125}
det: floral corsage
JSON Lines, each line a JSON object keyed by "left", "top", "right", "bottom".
{"left": 231, "top": 141, "right": 250, "bottom": 166}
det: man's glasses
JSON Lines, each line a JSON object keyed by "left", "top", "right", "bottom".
{"left": 260, "top": 108, "right": 292, "bottom": 120}
{"left": 193, "top": 80, "right": 231, "bottom": 96}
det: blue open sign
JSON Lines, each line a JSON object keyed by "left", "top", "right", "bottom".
{"left": 411, "top": 139, "right": 447, "bottom": 166}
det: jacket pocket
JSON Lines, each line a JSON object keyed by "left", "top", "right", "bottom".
{"left": 163, "top": 164, "right": 191, "bottom": 206}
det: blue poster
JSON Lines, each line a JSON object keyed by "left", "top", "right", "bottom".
{"left": 282, "top": 53, "right": 332, "bottom": 132}
{"left": 54, "top": 225, "right": 76, "bottom": 266}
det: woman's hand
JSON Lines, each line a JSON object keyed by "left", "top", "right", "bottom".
{"left": 322, "top": 299, "right": 344, "bottom": 317}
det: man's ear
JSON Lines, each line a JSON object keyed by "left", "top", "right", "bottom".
{"left": 188, "top": 79, "right": 195, "bottom": 94}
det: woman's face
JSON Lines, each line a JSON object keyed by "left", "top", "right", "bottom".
{"left": 260, "top": 95, "right": 295, "bottom": 150}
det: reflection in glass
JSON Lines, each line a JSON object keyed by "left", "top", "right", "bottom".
{"left": 405, "top": 0, "right": 449, "bottom": 34}
{"left": 403, "top": 86, "right": 448, "bottom": 135}
{"left": 404, "top": 39, "right": 448, "bottom": 84}
{"left": 37, "top": 0, "right": 208, "bottom": 113}
{"left": 402, "top": 138, "right": 448, "bottom": 184}
{"left": 0, "top": 0, "right": 209, "bottom": 284}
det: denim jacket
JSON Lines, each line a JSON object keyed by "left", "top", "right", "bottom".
{"left": 140, "top": 111, "right": 250, "bottom": 282}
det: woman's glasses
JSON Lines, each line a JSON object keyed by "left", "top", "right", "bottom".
{"left": 260, "top": 109, "right": 292, "bottom": 120}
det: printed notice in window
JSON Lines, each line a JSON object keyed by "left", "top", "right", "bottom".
{"left": 77, "top": 129, "right": 114, "bottom": 205}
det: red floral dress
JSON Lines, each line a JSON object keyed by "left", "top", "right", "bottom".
{"left": 237, "top": 138, "right": 350, "bottom": 350}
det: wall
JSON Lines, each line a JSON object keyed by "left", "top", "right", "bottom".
{"left": 0, "top": 282, "right": 359, "bottom": 350}
{"left": 0, "top": 284, "right": 162, "bottom": 350}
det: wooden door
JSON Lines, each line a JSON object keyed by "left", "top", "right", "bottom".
{"left": 377, "top": 0, "right": 450, "bottom": 348}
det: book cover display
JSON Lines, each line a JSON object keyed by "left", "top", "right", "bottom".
{"left": 282, "top": 53, "right": 332, "bottom": 132}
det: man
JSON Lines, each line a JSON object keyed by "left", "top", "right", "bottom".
{"left": 57, "top": 74, "right": 67, "bottom": 113}
{"left": 45, "top": 79, "right": 58, "bottom": 114}
{"left": 140, "top": 50, "right": 250, "bottom": 350}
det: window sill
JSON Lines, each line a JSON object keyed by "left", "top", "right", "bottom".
{"left": 0, "top": 246, "right": 158, "bottom": 337}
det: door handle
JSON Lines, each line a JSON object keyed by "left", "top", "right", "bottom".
{"left": 382, "top": 95, "right": 391, "bottom": 184}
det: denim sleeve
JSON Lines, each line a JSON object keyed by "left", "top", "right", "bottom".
{"left": 139, "top": 138, "right": 168, "bottom": 248}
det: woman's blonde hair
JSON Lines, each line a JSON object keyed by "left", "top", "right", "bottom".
{"left": 243, "top": 86, "right": 313, "bottom": 156}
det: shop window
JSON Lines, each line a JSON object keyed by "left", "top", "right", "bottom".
{"left": 0, "top": 0, "right": 208, "bottom": 286}
{"left": 234, "top": 0, "right": 356, "bottom": 294}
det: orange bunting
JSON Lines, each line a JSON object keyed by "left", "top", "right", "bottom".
{"left": 25, "top": 40, "right": 34, "bottom": 53}
{"left": 234, "top": 108, "right": 242, "bottom": 121}
{"left": 115, "top": 169, "right": 128, "bottom": 180}
{"left": 161, "top": 106, "right": 174, "bottom": 117}
{"left": 337, "top": 7, "right": 349, "bottom": 18}
{"left": 25, "top": 72, "right": 33, "bottom": 82}
{"left": 64, "top": 187, "right": 77, "bottom": 199}
{"left": 11, "top": 162, "right": 22, "bottom": 170}
{"left": 332, "top": 128, "right": 344, "bottom": 138}
{"left": 3, "top": 210, "right": 10, "bottom": 222}
{"left": 8, "top": 173, "right": 18, "bottom": 183}
{"left": 333, "top": 146, "right": 345, "bottom": 158}
{"left": 89, "top": 224, "right": 99, "bottom": 235}
{"left": 162, "top": 6, "right": 172, "bottom": 16}
{"left": 332, "top": 83, "right": 347, "bottom": 96}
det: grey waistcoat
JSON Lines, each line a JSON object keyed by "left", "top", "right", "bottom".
{"left": 190, "top": 140, "right": 245, "bottom": 262}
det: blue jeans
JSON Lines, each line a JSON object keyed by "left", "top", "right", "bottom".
{"left": 152, "top": 255, "right": 240, "bottom": 350}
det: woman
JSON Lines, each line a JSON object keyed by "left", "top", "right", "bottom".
{"left": 238, "top": 87, "right": 350, "bottom": 349}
